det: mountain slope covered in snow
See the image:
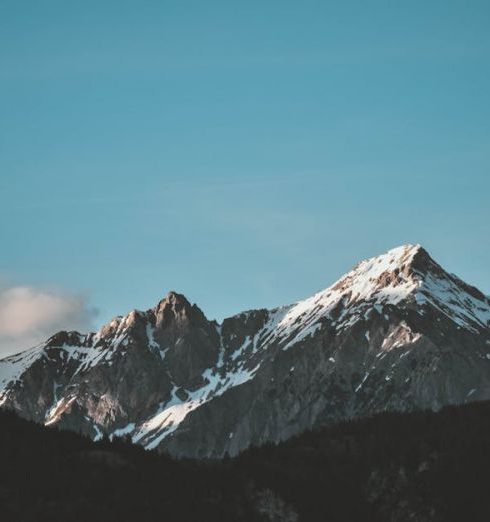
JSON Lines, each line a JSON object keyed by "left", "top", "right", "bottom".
{"left": 1, "top": 244, "right": 489, "bottom": 457}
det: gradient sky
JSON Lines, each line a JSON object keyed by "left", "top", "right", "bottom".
{"left": 1, "top": 1, "right": 489, "bottom": 352}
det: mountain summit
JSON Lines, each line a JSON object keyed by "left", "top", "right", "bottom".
{"left": 1, "top": 245, "right": 489, "bottom": 457}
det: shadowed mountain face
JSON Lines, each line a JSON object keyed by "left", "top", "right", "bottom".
{"left": 1, "top": 244, "right": 489, "bottom": 458}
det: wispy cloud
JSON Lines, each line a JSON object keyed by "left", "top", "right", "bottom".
{"left": 0, "top": 286, "right": 97, "bottom": 357}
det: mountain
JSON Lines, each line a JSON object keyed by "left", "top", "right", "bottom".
{"left": 1, "top": 244, "right": 489, "bottom": 458}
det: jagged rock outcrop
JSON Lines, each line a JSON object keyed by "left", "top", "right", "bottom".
{"left": 1, "top": 244, "right": 489, "bottom": 457}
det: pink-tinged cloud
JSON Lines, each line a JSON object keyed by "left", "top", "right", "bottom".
{"left": 0, "top": 286, "right": 97, "bottom": 357}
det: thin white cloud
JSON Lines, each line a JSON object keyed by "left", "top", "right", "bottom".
{"left": 0, "top": 286, "right": 97, "bottom": 358}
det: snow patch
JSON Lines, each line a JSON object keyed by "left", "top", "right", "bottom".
{"left": 0, "top": 345, "right": 45, "bottom": 404}
{"left": 133, "top": 360, "right": 261, "bottom": 450}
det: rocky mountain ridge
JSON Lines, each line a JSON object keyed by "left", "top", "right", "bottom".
{"left": 1, "top": 244, "right": 489, "bottom": 457}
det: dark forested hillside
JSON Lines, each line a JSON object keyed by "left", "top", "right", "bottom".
{"left": 2, "top": 401, "right": 490, "bottom": 521}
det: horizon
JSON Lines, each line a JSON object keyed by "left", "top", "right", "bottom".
{"left": 2, "top": 240, "right": 487, "bottom": 357}
{"left": 45, "top": 242, "right": 453, "bottom": 325}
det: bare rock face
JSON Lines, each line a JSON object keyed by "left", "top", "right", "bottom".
{"left": 153, "top": 292, "right": 220, "bottom": 387}
{"left": 1, "top": 244, "right": 489, "bottom": 458}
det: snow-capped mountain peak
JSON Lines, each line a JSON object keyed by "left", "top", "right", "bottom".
{"left": 327, "top": 243, "right": 429, "bottom": 303}
{"left": 283, "top": 243, "right": 490, "bottom": 336}
{"left": 266, "top": 244, "right": 427, "bottom": 347}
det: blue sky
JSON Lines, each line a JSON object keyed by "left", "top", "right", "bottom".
{"left": 1, "top": 1, "right": 489, "bottom": 351}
